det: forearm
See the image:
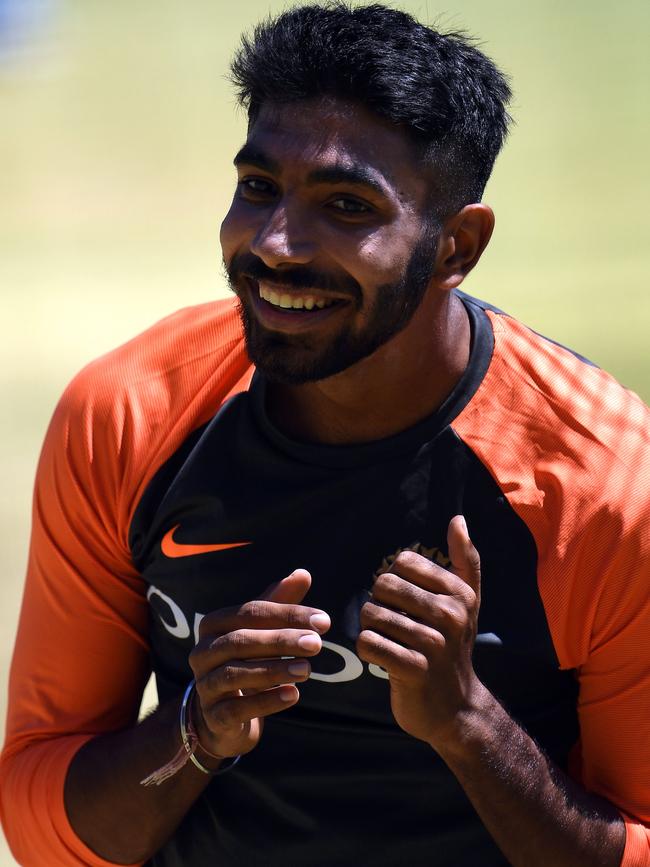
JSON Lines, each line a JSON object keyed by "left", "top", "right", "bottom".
{"left": 434, "top": 682, "right": 626, "bottom": 867}
{"left": 63, "top": 573, "right": 327, "bottom": 865}
{"left": 63, "top": 694, "right": 219, "bottom": 864}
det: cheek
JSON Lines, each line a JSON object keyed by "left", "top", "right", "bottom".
{"left": 354, "top": 231, "right": 414, "bottom": 280}
{"left": 219, "top": 200, "right": 247, "bottom": 261}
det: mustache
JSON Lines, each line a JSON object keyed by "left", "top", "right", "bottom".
{"left": 225, "top": 253, "right": 362, "bottom": 300}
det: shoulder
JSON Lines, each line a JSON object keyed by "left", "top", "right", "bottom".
{"left": 481, "top": 305, "right": 649, "bottom": 532}
{"left": 457, "top": 299, "right": 649, "bottom": 511}
{"left": 62, "top": 298, "right": 248, "bottom": 412}
{"left": 56, "top": 298, "right": 251, "bottom": 449}
{"left": 42, "top": 299, "right": 253, "bottom": 534}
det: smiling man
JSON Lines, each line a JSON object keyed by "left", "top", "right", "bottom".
{"left": 2, "top": 4, "right": 650, "bottom": 867}
{"left": 223, "top": 96, "right": 477, "bottom": 441}
{"left": 224, "top": 99, "right": 449, "bottom": 392}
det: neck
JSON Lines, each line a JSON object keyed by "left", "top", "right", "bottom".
{"left": 265, "top": 291, "right": 471, "bottom": 445}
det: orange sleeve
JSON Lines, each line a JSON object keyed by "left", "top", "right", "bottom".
{"left": 0, "top": 300, "right": 252, "bottom": 866}
{"left": 454, "top": 311, "right": 650, "bottom": 866}
{"left": 0, "top": 370, "right": 151, "bottom": 867}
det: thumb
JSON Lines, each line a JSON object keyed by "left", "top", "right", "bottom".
{"left": 447, "top": 515, "right": 481, "bottom": 602}
{"left": 260, "top": 568, "right": 312, "bottom": 604}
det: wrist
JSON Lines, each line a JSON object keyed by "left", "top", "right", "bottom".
{"left": 192, "top": 741, "right": 225, "bottom": 772}
{"left": 141, "top": 681, "right": 240, "bottom": 786}
{"left": 187, "top": 688, "right": 237, "bottom": 771}
{"left": 189, "top": 691, "right": 221, "bottom": 758}
{"left": 427, "top": 679, "right": 501, "bottom": 765}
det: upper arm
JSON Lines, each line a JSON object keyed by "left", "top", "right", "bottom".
{"left": 573, "top": 497, "right": 650, "bottom": 866}
{"left": 0, "top": 373, "right": 150, "bottom": 866}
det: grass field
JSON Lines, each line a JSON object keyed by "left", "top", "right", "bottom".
{"left": 1, "top": 1, "right": 649, "bottom": 863}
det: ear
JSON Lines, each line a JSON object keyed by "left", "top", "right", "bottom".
{"left": 432, "top": 204, "right": 495, "bottom": 291}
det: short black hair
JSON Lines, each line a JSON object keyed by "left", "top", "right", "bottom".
{"left": 230, "top": 2, "right": 512, "bottom": 215}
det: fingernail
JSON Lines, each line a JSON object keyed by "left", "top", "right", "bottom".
{"left": 298, "top": 633, "right": 321, "bottom": 652}
{"left": 288, "top": 660, "right": 310, "bottom": 676}
{"left": 280, "top": 685, "right": 297, "bottom": 702}
{"left": 309, "top": 612, "right": 331, "bottom": 633}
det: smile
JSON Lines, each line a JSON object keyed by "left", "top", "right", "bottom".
{"left": 258, "top": 284, "right": 339, "bottom": 311}
{"left": 244, "top": 277, "right": 350, "bottom": 334}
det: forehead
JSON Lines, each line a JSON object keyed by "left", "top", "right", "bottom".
{"left": 241, "top": 99, "right": 426, "bottom": 199}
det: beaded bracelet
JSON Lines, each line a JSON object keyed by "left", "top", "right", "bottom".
{"left": 140, "top": 680, "right": 241, "bottom": 786}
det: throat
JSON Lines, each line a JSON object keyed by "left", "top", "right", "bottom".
{"left": 264, "top": 293, "right": 471, "bottom": 445}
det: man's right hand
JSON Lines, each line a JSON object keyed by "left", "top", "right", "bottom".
{"left": 63, "top": 569, "right": 328, "bottom": 863}
{"left": 188, "top": 568, "right": 330, "bottom": 761}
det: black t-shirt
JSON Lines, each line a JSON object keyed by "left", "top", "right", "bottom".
{"left": 131, "top": 297, "right": 577, "bottom": 866}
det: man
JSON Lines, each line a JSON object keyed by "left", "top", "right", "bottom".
{"left": 1, "top": 4, "right": 649, "bottom": 866}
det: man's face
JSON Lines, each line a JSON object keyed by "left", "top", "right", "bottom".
{"left": 220, "top": 99, "right": 440, "bottom": 385}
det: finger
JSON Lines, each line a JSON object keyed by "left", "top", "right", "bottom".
{"left": 356, "top": 629, "right": 431, "bottom": 680}
{"left": 191, "top": 628, "right": 323, "bottom": 674}
{"left": 261, "top": 568, "right": 312, "bottom": 604}
{"left": 361, "top": 599, "right": 466, "bottom": 646}
{"left": 370, "top": 572, "right": 461, "bottom": 624}
{"left": 383, "top": 551, "right": 470, "bottom": 597}
{"left": 447, "top": 515, "right": 481, "bottom": 602}
{"left": 204, "top": 684, "right": 301, "bottom": 731}
{"left": 199, "top": 657, "right": 311, "bottom": 700}
{"left": 199, "top": 599, "right": 331, "bottom": 640}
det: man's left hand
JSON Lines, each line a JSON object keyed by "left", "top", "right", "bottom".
{"left": 356, "top": 515, "right": 483, "bottom": 750}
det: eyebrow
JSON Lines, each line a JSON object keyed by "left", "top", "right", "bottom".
{"left": 233, "top": 145, "right": 280, "bottom": 174}
{"left": 305, "top": 166, "right": 389, "bottom": 198}
{"left": 233, "top": 145, "right": 391, "bottom": 198}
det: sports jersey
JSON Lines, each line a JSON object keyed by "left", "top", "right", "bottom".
{"left": 1, "top": 292, "right": 649, "bottom": 866}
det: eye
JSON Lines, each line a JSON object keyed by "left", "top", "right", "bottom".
{"left": 329, "top": 197, "right": 372, "bottom": 215}
{"left": 238, "top": 177, "right": 277, "bottom": 198}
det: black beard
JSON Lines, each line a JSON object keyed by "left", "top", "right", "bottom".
{"left": 226, "top": 225, "right": 439, "bottom": 385}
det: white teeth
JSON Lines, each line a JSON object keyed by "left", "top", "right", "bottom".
{"left": 258, "top": 284, "right": 335, "bottom": 311}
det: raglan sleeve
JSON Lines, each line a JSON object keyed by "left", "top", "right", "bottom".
{"left": 0, "top": 368, "right": 151, "bottom": 867}
{"left": 452, "top": 313, "right": 650, "bottom": 865}
{"left": 569, "top": 426, "right": 650, "bottom": 866}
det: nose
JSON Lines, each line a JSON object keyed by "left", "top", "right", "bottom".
{"left": 249, "top": 200, "right": 317, "bottom": 268}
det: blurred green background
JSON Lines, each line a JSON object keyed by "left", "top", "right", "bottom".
{"left": 1, "top": 1, "right": 648, "bottom": 863}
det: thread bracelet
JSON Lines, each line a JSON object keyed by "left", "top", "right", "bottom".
{"left": 140, "top": 680, "right": 241, "bottom": 786}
